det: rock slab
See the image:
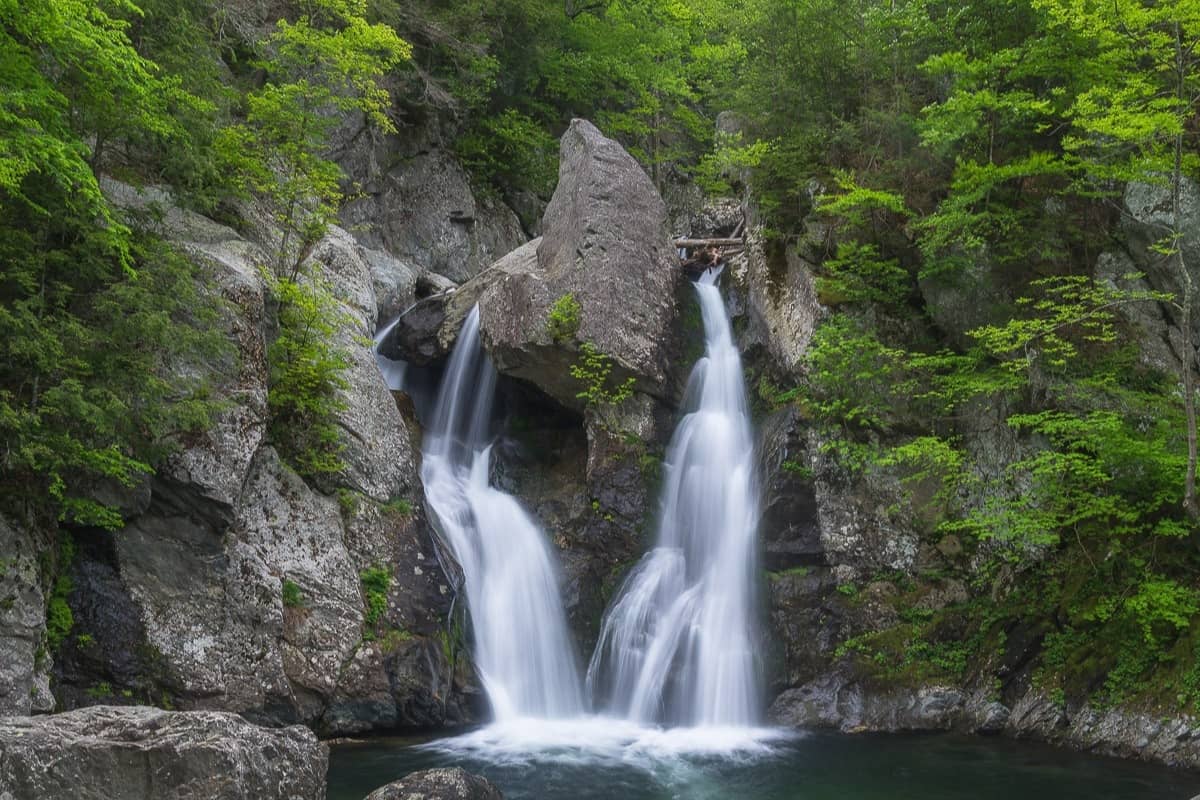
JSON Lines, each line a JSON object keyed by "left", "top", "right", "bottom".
{"left": 0, "top": 706, "right": 327, "bottom": 800}
{"left": 364, "top": 768, "right": 503, "bottom": 800}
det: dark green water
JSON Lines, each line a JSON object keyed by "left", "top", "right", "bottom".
{"left": 328, "top": 728, "right": 1200, "bottom": 800}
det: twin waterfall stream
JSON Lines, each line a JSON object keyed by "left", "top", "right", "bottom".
{"left": 408, "top": 271, "right": 769, "bottom": 758}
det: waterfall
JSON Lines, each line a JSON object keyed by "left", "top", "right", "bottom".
{"left": 421, "top": 307, "right": 584, "bottom": 721}
{"left": 587, "top": 270, "right": 760, "bottom": 727}
{"left": 373, "top": 315, "right": 407, "bottom": 391}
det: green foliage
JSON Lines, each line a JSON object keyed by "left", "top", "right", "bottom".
{"left": 217, "top": 0, "right": 409, "bottom": 276}
{"left": 264, "top": 268, "right": 351, "bottom": 479}
{"left": 380, "top": 497, "right": 413, "bottom": 517}
{"left": 45, "top": 535, "right": 75, "bottom": 652}
{"left": 360, "top": 565, "right": 391, "bottom": 630}
{"left": 281, "top": 579, "right": 305, "bottom": 609}
{"left": 458, "top": 109, "right": 559, "bottom": 197}
{"left": 86, "top": 681, "right": 114, "bottom": 699}
{"left": 804, "top": 315, "right": 913, "bottom": 434}
{"left": 546, "top": 293, "right": 582, "bottom": 344}
{"left": 815, "top": 242, "right": 910, "bottom": 306}
{"left": 378, "top": 626, "right": 413, "bottom": 654}
{"left": 695, "top": 132, "right": 773, "bottom": 196}
{"left": 0, "top": 1, "right": 227, "bottom": 526}
{"left": 571, "top": 342, "right": 636, "bottom": 408}
{"left": 780, "top": 460, "right": 814, "bottom": 480}
{"left": 337, "top": 488, "right": 359, "bottom": 515}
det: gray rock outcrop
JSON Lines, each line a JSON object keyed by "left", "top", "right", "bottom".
{"left": 49, "top": 183, "right": 471, "bottom": 734}
{"left": 1098, "top": 178, "right": 1200, "bottom": 374}
{"left": 740, "top": 231, "right": 821, "bottom": 381}
{"left": 0, "top": 706, "right": 327, "bottom": 800}
{"left": 364, "top": 767, "right": 503, "bottom": 800}
{"left": 341, "top": 149, "right": 525, "bottom": 285}
{"left": 0, "top": 517, "right": 53, "bottom": 715}
{"left": 475, "top": 119, "right": 681, "bottom": 409}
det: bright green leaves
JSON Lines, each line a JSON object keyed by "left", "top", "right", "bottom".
{"left": 264, "top": 267, "right": 352, "bottom": 480}
{"left": 571, "top": 343, "right": 636, "bottom": 408}
{"left": 546, "top": 293, "right": 582, "bottom": 344}
{"left": 220, "top": 0, "right": 409, "bottom": 277}
{"left": 816, "top": 243, "right": 910, "bottom": 307}
{"left": 220, "top": 1, "right": 409, "bottom": 481}
{"left": 970, "top": 274, "right": 1171, "bottom": 373}
{"left": 804, "top": 315, "right": 916, "bottom": 434}
{"left": 0, "top": 0, "right": 228, "bottom": 528}
{"left": 269, "top": 8, "right": 410, "bottom": 130}
{"left": 458, "top": 109, "right": 560, "bottom": 197}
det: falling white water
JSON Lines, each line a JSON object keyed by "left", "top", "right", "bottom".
{"left": 588, "top": 269, "right": 760, "bottom": 727}
{"left": 422, "top": 307, "right": 584, "bottom": 720}
{"left": 373, "top": 315, "right": 407, "bottom": 391}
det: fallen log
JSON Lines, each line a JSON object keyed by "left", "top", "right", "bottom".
{"left": 672, "top": 237, "right": 745, "bottom": 248}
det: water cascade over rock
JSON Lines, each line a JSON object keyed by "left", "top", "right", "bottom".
{"left": 421, "top": 307, "right": 584, "bottom": 720}
{"left": 587, "top": 270, "right": 761, "bottom": 726}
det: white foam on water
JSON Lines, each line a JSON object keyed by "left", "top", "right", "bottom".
{"left": 423, "top": 716, "right": 794, "bottom": 769}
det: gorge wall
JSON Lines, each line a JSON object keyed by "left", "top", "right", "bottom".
{"left": 5, "top": 99, "right": 1200, "bottom": 776}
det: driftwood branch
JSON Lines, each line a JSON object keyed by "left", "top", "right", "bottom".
{"left": 672, "top": 237, "right": 745, "bottom": 248}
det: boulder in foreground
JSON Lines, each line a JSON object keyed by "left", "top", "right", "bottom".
{"left": 364, "top": 767, "right": 503, "bottom": 800}
{"left": 0, "top": 706, "right": 327, "bottom": 800}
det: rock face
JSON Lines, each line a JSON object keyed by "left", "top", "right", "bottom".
{"left": 741, "top": 231, "right": 821, "bottom": 380}
{"left": 341, "top": 148, "right": 526, "bottom": 285}
{"left": 475, "top": 119, "right": 682, "bottom": 409}
{"left": 50, "top": 183, "right": 473, "bottom": 734}
{"left": 0, "top": 705, "right": 327, "bottom": 800}
{"left": 1101, "top": 178, "right": 1200, "bottom": 373}
{"left": 364, "top": 767, "right": 503, "bottom": 800}
{"left": 756, "top": 407, "right": 823, "bottom": 571}
{"left": 769, "top": 675, "right": 966, "bottom": 733}
{"left": 0, "top": 517, "right": 53, "bottom": 715}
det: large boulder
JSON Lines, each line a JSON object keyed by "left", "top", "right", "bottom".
{"left": 375, "top": 239, "right": 532, "bottom": 367}
{"left": 474, "top": 119, "right": 682, "bottom": 410}
{"left": 364, "top": 768, "right": 503, "bottom": 800}
{"left": 0, "top": 706, "right": 327, "bottom": 800}
{"left": 0, "top": 517, "right": 53, "bottom": 715}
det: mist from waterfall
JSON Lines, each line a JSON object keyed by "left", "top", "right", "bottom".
{"left": 421, "top": 306, "right": 584, "bottom": 720}
{"left": 587, "top": 270, "right": 761, "bottom": 727}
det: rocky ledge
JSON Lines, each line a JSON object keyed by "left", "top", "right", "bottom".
{"left": 0, "top": 705, "right": 327, "bottom": 800}
{"left": 769, "top": 674, "right": 1200, "bottom": 771}
{"left": 364, "top": 767, "right": 503, "bottom": 800}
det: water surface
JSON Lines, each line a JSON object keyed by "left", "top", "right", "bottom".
{"left": 328, "top": 725, "right": 1199, "bottom": 800}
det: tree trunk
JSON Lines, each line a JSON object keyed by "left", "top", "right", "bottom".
{"left": 1173, "top": 22, "right": 1199, "bottom": 518}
